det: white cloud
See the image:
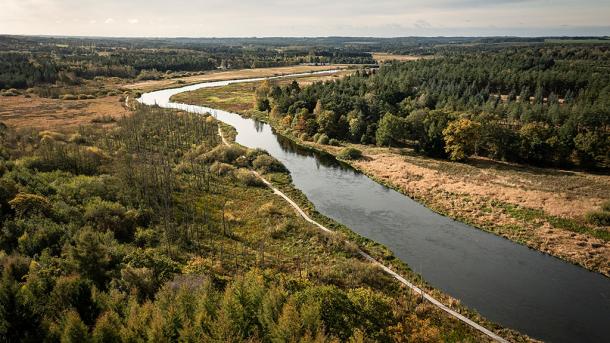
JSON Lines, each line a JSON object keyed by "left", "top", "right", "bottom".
{"left": 0, "top": 0, "right": 608, "bottom": 37}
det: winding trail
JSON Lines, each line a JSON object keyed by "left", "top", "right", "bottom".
{"left": 217, "top": 127, "right": 508, "bottom": 343}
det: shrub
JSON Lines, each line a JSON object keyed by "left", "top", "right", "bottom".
{"left": 329, "top": 138, "right": 340, "bottom": 146}
{"left": 234, "top": 169, "right": 264, "bottom": 187}
{"left": 317, "top": 134, "right": 329, "bottom": 145}
{"left": 202, "top": 145, "right": 247, "bottom": 164}
{"left": 601, "top": 200, "right": 610, "bottom": 212}
{"left": 210, "top": 162, "right": 235, "bottom": 176}
{"left": 84, "top": 198, "right": 136, "bottom": 241}
{"left": 337, "top": 147, "right": 362, "bottom": 160}
{"left": 252, "top": 154, "right": 286, "bottom": 173}
{"left": 313, "top": 133, "right": 321, "bottom": 142}
{"left": 61, "top": 94, "right": 78, "bottom": 101}
{"left": 9, "top": 193, "right": 52, "bottom": 218}
{"left": 585, "top": 211, "right": 610, "bottom": 226}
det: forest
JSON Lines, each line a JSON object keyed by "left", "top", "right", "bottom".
{"left": 0, "top": 35, "right": 374, "bottom": 90}
{"left": 0, "top": 104, "right": 492, "bottom": 342}
{"left": 257, "top": 45, "right": 610, "bottom": 169}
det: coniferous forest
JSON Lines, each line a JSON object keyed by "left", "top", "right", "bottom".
{"left": 261, "top": 46, "right": 609, "bottom": 169}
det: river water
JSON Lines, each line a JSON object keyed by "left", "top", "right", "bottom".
{"left": 140, "top": 71, "right": 610, "bottom": 343}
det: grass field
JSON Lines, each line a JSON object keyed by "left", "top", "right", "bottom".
{"left": 171, "top": 70, "right": 353, "bottom": 113}
{"left": 173, "top": 80, "right": 610, "bottom": 277}
{"left": 0, "top": 94, "right": 130, "bottom": 130}
{"left": 371, "top": 53, "right": 434, "bottom": 62}
{"left": 124, "top": 65, "right": 350, "bottom": 92}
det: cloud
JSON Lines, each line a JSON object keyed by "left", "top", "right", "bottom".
{"left": 414, "top": 19, "right": 433, "bottom": 29}
{"left": 0, "top": 0, "right": 609, "bottom": 37}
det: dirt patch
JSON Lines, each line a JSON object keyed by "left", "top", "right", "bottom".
{"left": 0, "top": 95, "right": 130, "bottom": 130}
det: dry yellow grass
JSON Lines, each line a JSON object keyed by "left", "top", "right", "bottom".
{"left": 308, "top": 143, "right": 610, "bottom": 276}
{"left": 0, "top": 95, "right": 130, "bottom": 130}
{"left": 123, "top": 65, "right": 349, "bottom": 92}
{"left": 371, "top": 53, "right": 434, "bottom": 63}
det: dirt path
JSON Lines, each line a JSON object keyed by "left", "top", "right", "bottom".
{"left": 217, "top": 128, "right": 508, "bottom": 343}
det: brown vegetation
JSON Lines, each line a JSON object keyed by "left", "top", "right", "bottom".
{"left": 310, "top": 143, "right": 610, "bottom": 276}
{"left": 371, "top": 53, "right": 434, "bottom": 62}
{"left": 0, "top": 95, "right": 129, "bottom": 130}
{"left": 124, "top": 65, "right": 349, "bottom": 92}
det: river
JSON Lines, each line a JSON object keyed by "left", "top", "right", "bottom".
{"left": 139, "top": 70, "right": 610, "bottom": 343}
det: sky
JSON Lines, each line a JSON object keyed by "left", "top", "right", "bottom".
{"left": 1, "top": 0, "right": 609, "bottom": 37}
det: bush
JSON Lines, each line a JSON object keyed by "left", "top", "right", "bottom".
{"left": 9, "top": 193, "right": 52, "bottom": 218}
{"left": 317, "top": 134, "right": 329, "bottom": 145}
{"left": 61, "top": 94, "right": 78, "bottom": 101}
{"left": 329, "top": 138, "right": 340, "bottom": 146}
{"left": 586, "top": 211, "right": 610, "bottom": 226}
{"left": 202, "top": 145, "right": 247, "bottom": 164}
{"left": 337, "top": 148, "right": 362, "bottom": 160}
{"left": 234, "top": 169, "right": 265, "bottom": 187}
{"left": 84, "top": 198, "right": 136, "bottom": 241}
{"left": 601, "top": 201, "right": 610, "bottom": 212}
{"left": 210, "top": 162, "right": 235, "bottom": 176}
{"left": 252, "top": 154, "right": 286, "bottom": 173}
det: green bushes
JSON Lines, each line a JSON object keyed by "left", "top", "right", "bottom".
{"left": 84, "top": 198, "right": 137, "bottom": 241}
{"left": 252, "top": 154, "right": 286, "bottom": 173}
{"left": 234, "top": 169, "right": 264, "bottom": 187}
{"left": 316, "top": 133, "right": 329, "bottom": 145}
{"left": 337, "top": 147, "right": 362, "bottom": 160}
{"left": 210, "top": 161, "right": 235, "bottom": 176}
{"left": 329, "top": 138, "right": 340, "bottom": 146}
{"left": 202, "top": 145, "right": 247, "bottom": 164}
{"left": 586, "top": 211, "right": 610, "bottom": 226}
{"left": 9, "top": 193, "right": 51, "bottom": 218}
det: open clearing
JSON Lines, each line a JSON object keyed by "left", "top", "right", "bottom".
{"left": 371, "top": 53, "right": 434, "bottom": 62}
{"left": 0, "top": 95, "right": 130, "bottom": 130}
{"left": 124, "top": 65, "right": 350, "bottom": 92}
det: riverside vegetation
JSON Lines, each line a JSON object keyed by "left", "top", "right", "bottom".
{"left": 0, "top": 103, "right": 534, "bottom": 342}
{"left": 172, "top": 44, "right": 610, "bottom": 276}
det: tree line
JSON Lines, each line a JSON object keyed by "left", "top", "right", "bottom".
{"left": 256, "top": 45, "right": 610, "bottom": 169}
{"left": 0, "top": 36, "right": 375, "bottom": 90}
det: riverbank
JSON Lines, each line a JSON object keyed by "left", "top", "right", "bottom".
{"left": 124, "top": 64, "right": 350, "bottom": 92}
{"left": 217, "top": 123, "right": 531, "bottom": 343}
{"left": 172, "top": 80, "right": 610, "bottom": 277}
